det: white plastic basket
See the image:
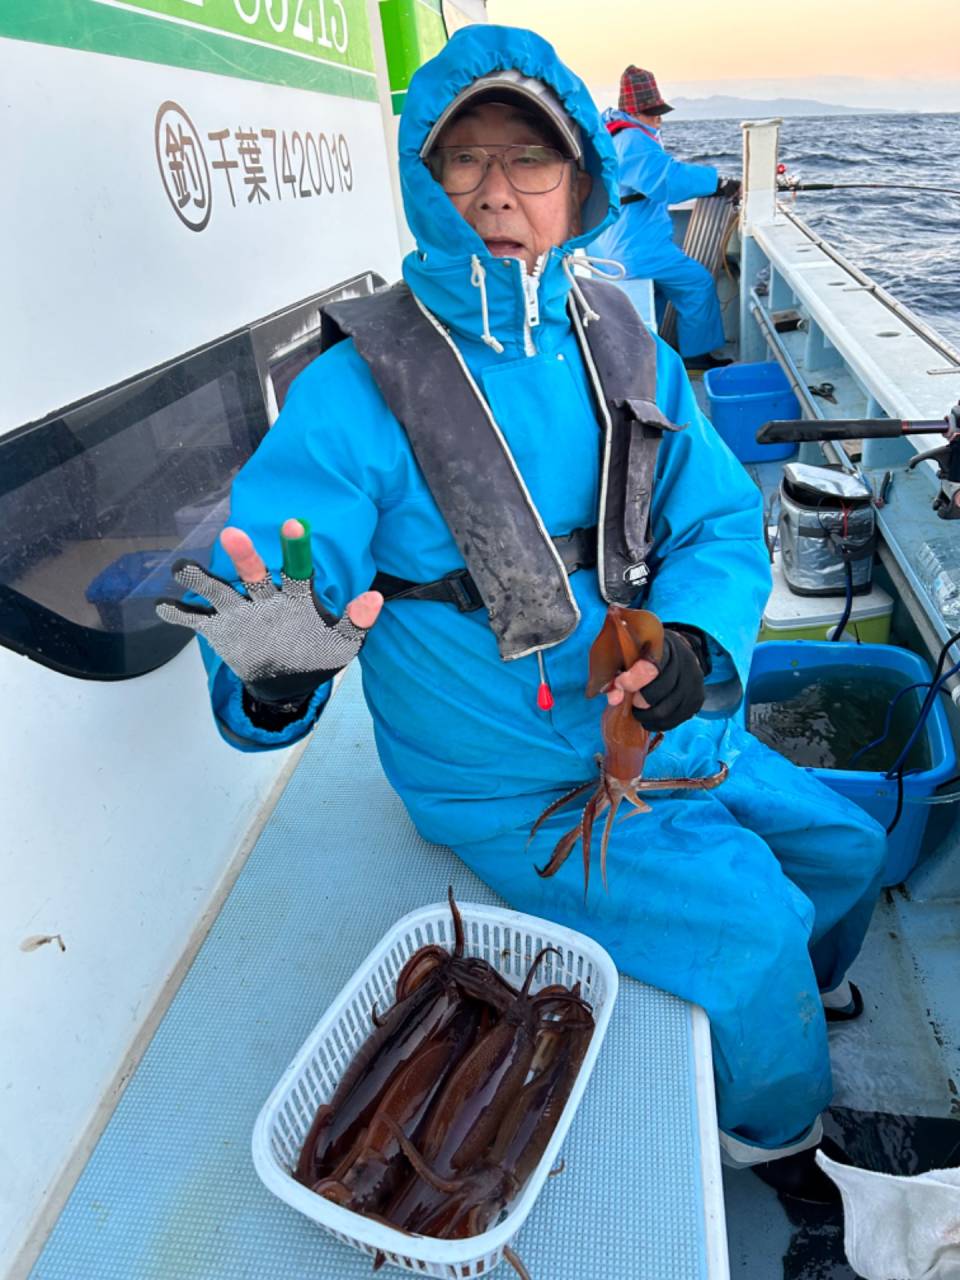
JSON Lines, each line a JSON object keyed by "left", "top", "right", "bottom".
{"left": 252, "top": 899, "right": 619, "bottom": 1277}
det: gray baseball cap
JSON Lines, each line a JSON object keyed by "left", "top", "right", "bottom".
{"left": 420, "top": 69, "right": 583, "bottom": 163}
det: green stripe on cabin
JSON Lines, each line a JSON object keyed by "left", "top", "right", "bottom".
{"left": 0, "top": 0, "right": 378, "bottom": 100}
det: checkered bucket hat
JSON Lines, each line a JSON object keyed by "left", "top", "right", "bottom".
{"left": 619, "top": 66, "right": 673, "bottom": 116}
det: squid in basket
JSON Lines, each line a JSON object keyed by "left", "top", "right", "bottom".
{"left": 530, "top": 607, "right": 729, "bottom": 899}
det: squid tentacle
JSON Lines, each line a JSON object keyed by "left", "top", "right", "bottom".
{"left": 578, "top": 785, "right": 609, "bottom": 902}
{"left": 534, "top": 812, "right": 589, "bottom": 879}
{"left": 504, "top": 1244, "right": 533, "bottom": 1280}
{"left": 526, "top": 779, "right": 596, "bottom": 845}
{"left": 633, "top": 762, "right": 729, "bottom": 793}
{"left": 598, "top": 787, "right": 622, "bottom": 894}
{"left": 379, "top": 1115, "right": 466, "bottom": 1194}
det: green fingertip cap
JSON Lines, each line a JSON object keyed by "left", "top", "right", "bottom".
{"left": 281, "top": 518, "right": 313, "bottom": 579}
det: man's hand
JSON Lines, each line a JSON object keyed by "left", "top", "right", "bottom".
{"left": 715, "top": 176, "right": 742, "bottom": 201}
{"left": 156, "top": 518, "right": 382, "bottom": 706}
{"left": 605, "top": 628, "right": 705, "bottom": 731}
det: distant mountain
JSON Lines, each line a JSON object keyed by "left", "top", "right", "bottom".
{"left": 669, "top": 95, "right": 887, "bottom": 120}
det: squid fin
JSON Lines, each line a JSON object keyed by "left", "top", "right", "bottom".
{"left": 588, "top": 606, "right": 664, "bottom": 697}
{"left": 586, "top": 610, "right": 628, "bottom": 697}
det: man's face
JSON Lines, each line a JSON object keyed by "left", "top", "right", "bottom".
{"left": 638, "top": 112, "right": 663, "bottom": 129}
{"left": 434, "top": 102, "right": 591, "bottom": 273}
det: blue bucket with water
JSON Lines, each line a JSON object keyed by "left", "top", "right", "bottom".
{"left": 703, "top": 361, "right": 799, "bottom": 463}
{"left": 745, "top": 640, "right": 957, "bottom": 886}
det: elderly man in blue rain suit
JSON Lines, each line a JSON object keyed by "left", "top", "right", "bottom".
{"left": 158, "top": 25, "right": 885, "bottom": 1204}
{"left": 589, "top": 65, "right": 739, "bottom": 371}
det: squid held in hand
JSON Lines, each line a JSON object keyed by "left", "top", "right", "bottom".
{"left": 531, "top": 607, "right": 729, "bottom": 899}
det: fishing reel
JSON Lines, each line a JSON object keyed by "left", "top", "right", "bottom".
{"left": 776, "top": 163, "right": 802, "bottom": 193}
{"left": 757, "top": 400, "right": 960, "bottom": 519}
{"left": 907, "top": 402, "right": 960, "bottom": 519}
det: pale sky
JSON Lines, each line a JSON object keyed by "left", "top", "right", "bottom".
{"left": 484, "top": 0, "right": 960, "bottom": 111}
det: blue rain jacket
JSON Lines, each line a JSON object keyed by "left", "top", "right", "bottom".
{"left": 201, "top": 24, "right": 772, "bottom": 850}
{"left": 588, "top": 108, "right": 719, "bottom": 277}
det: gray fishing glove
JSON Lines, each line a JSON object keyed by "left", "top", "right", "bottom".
{"left": 156, "top": 560, "right": 369, "bottom": 709}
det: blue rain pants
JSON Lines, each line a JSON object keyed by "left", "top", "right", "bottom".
{"left": 453, "top": 724, "right": 886, "bottom": 1157}
{"left": 651, "top": 240, "right": 727, "bottom": 358}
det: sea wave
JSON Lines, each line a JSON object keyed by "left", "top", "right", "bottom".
{"left": 668, "top": 111, "right": 960, "bottom": 347}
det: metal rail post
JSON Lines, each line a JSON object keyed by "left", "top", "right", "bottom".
{"left": 739, "top": 118, "right": 782, "bottom": 363}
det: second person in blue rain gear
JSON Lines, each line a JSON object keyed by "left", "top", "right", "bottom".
{"left": 157, "top": 25, "right": 886, "bottom": 1203}
{"left": 588, "top": 65, "right": 740, "bottom": 371}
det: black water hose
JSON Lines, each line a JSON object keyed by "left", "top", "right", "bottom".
{"left": 882, "top": 628, "right": 960, "bottom": 833}
{"left": 831, "top": 560, "right": 854, "bottom": 642}
{"left": 845, "top": 627, "right": 960, "bottom": 834}
{"left": 887, "top": 772, "right": 906, "bottom": 836}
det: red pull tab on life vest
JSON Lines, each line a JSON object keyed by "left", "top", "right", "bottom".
{"left": 536, "top": 652, "right": 554, "bottom": 711}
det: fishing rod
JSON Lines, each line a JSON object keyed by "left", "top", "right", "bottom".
{"left": 776, "top": 167, "right": 960, "bottom": 197}
{"left": 757, "top": 401, "right": 960, "bottom": 518}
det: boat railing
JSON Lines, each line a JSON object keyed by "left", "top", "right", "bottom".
{"left": 737, "top": 119, "right": 960, "bottom": 753}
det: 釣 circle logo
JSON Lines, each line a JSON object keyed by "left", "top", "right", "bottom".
{"left": 155, "top": 101, "right": 212, "bottom": 232}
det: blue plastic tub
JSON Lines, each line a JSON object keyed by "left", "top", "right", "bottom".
{"left": 703, "top": 361, "right": 799, "bottom": 463}
{"left": 745, "top": 641, "right": 957, "bottom": 886}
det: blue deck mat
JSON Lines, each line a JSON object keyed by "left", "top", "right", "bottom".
{"left": 31, "top": 666, "right": 712, "bottom": 1280}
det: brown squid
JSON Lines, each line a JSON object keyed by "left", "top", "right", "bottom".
{"left": 531, "top": 606, "right": 729, "bottom": 899}
{"left": 296, "top": 890, "right": 517, "bottom": 1187}
{"left": 376, "top": 946, "right": 585, "bottom": 1234}
{"left": 293, "top": 889, "right": 596, "bottom": 1279}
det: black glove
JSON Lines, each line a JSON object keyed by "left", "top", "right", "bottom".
{"left": 630, "top": 628, "right": 707, "bottom": 731}
{"left": 715, "top": 176, "right": 742, "bottom": 201}
{"left": 156, "top": 561, "right": 369, "bottom": 709}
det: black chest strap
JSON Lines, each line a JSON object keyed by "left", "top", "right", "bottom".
{"left": 371, "top": 525, "right": 598, "bottom": 612}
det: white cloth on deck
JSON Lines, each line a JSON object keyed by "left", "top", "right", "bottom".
{"left": 817, "top": 1152, "right": 960, "bottom": 1279}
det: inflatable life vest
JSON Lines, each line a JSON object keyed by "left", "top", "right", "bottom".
{"left": 322, "top": 277, "right": 683, "bottom": 661}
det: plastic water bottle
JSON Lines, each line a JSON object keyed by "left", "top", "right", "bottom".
{"left": 917, "top": 538, "right": 960, "bottom": 629}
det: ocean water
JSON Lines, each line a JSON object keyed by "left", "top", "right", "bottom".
{"left": 668, "top": 112, "right": 960, "bottom": 349}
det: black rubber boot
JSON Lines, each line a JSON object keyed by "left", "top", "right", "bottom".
{"left": 751, "top": 1136, "right": 851, "bottom": 1204}
{"left": 824, "top": 981, "right": 864, "bottom": 1023}
{"left": 683, "top": 352, "right": 734, "bottom": 372}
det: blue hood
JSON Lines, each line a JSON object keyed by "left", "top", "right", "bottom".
{"left": 399, "top": 25, "right": 620, "bottom": 355}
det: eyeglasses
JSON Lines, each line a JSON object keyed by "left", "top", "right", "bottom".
{"left": 427, "top": 144, "right": 571, "bottom": 196}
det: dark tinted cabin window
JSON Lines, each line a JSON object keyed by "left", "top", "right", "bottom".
{"left": 0, "top": 333, "right": 267, "bottom": 679}
{"left": 1, "top": 271, "right": 385, "bottom": 680}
